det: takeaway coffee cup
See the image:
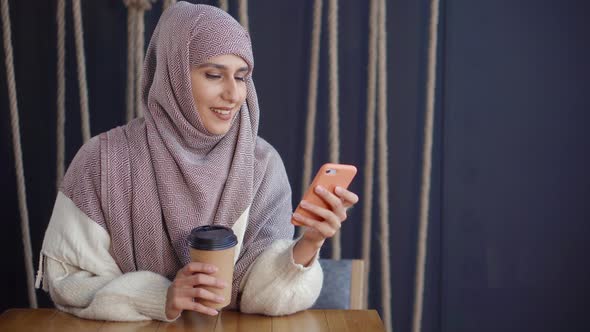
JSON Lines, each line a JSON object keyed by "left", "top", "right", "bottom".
{"left": 187, "top": 225, "right": 238, "bottom": 309}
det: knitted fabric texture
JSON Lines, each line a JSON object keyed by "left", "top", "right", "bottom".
{"left": 59, "top": 2, "right": 294, "bottom": 309}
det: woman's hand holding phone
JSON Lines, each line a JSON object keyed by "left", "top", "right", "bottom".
{"left": 291, "top": 163, "right": 360, "bottom": 246}
{"left": 293, "top": 184, "right": 359, "bottom": 245}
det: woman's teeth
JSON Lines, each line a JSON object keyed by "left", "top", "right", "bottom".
{"left": 211, "top": 108, "right": 230, "bottom": 115}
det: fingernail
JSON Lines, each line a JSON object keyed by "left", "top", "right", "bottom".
{"left": 315, "top": 185, "right": 325, "bottom": 193}
{"left": 335, "top": 186, "right": 343, "bottom": 194}
{"left": 300, "top": 200, "right": 310, "bottom": 208}
{"left": 293, "top": 213, "right": 303, "bottom": 221}
{"left": 217, "top": 296, "right": 225, "bottom": 302}
{"left": 211, "top": 310, "right": 219, "bottom": 315}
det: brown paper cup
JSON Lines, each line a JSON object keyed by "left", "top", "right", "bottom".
{"left": 187, "top": 225, "right": 237, "bottom": 310}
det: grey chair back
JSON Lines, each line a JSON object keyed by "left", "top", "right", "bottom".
{"left": 312, "top": 259, "right": 365, "bottom": 309}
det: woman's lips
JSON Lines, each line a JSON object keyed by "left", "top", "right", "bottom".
{"left": 211, "top": 108, "right": 232, "bottom": 121}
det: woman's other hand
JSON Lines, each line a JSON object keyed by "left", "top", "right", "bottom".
{"left": 165, "top": 262, "right": 227, "bottom": 319}
{"left": 293, "top": 185, "right": 359, "bottom": 248}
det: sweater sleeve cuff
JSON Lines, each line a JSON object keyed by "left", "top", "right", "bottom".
{"left": 130, "top": 272, "right": 178, "bottom": 322}
{"left": 240, "top": 239, "right": 324, "bottom": 316}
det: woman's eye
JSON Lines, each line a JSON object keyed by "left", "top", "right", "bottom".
{"left": 235, "top": 76, "right": 246, "bottom": 82}
{"left": 205, "top": 73, "right": 222, "bottom": 80}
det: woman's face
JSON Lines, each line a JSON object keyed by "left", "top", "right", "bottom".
{"left": 190, "top": 54, "right": 249, "bottom": 135}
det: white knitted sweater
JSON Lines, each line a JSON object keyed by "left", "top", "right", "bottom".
{"left": 36, "top": 192, "right": 323, "bottom": 321}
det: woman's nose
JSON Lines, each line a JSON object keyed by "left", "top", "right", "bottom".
{"left": 222, "top": 79, "right": 240, "bottom": 103}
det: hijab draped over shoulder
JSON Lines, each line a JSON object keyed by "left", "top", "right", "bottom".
{"left": 60, "top": 2, "right": 294, "bottom": 309}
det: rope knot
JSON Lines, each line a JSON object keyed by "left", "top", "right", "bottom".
{"left": 123, "top": 0, "right": 154, "bottom": 11}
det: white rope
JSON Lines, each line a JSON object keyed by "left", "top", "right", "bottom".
{"left": 238, "top": 0, "right": 249, "bottom": 31}
{"left": 328, "top": 0, "right": 341, "bottom": 260}
{"left": 162, "top": 0, "right": 176, "bottom": 11}
{"left": 125, "top": 4, "right": 136, "bottom": 123}
{"left": 134, "top": 3, "right": 146, "bottom": 118}
{"left": 1, "top": 0, "right": 38, "bottom": 309}
{"left": 300, "top": 0, "right": 322, "bottom": 238}
{"left": 124, "top": 0, "right": 152, "bottom": 121}
{"left": 411, "top": 0, "right": 440, "bottom": 330}
{"left": 377, "top": 0, "right": 392, "bottom": 330}
{"left": 361, "top": 0, "right": 378, "bottom": 310}
{"left": 218, "top": 0, "right": 228, "bottom": 12}
{"left": 56, "top": 0, "right": 66, "bottom": 188}
{"left": 72, "top": 0, "right": 91, "bottom": 142}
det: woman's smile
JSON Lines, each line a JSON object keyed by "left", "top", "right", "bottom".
{"left": 210, "top": 107, "right": 234, "bottom": 121}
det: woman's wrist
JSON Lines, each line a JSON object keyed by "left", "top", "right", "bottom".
{"left": 293, "top": 236, "right": 323, "bottom": 267}
{"left": 300, "top": 235, "right": 324, "bottom": 250}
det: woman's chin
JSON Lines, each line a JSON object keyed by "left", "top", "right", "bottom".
{"left": 206, "top": 125, "right": 231, "bottom": 135}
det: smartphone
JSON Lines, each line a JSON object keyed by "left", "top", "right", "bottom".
{"left": 292, "top": 163, "right": 358, "bottom": 226}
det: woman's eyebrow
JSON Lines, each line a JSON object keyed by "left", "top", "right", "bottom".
{"left": 198, "top": 63, "right": 249, "bottom": 73}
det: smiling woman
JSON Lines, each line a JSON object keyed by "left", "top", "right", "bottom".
{"left": 33, "top": 1, "right": 359, "bottom": 323}
{"left": 190, "top": 55, "right": 249, "bottom": 135}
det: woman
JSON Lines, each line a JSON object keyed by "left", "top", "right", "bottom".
{"left": 36, "top": 2, "right": 358, "bottom": 321}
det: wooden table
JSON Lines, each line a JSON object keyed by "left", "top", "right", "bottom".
{"left": 0, "top": 308, "right": 385, "bottom": 331}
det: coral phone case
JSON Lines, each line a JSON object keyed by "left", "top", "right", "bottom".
{"left": 292, "top": 163, "right": 357, "bottom": 226}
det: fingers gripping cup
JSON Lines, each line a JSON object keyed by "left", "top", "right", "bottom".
{"left": 188, "top": 225, "right": 238, "bottom": 310}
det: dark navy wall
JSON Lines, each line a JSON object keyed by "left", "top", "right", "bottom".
{"left": 442, "top": 1, "right": 590, "bottom": 331}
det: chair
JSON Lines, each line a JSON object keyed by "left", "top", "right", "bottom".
{"left": 312, "top": 259, "right": 365, "bottom": 309}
